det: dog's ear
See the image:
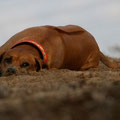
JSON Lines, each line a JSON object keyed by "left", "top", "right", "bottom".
{"left": 55, "top": 25, "right": 84, "bottom": 33}
{"left": 35, "top": 57, "right": 49, "bottom": 71}
{"left": 0, "top": 52, "right": 5, "bottom": 63}
{"left": 35, "top": 58, "right": 42, "bottom": 72}
{"left": 0, "top": 52, "right": 5, "bottom": 76}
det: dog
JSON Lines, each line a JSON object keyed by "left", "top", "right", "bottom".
{"left": 0, "top": 25, "right": 118, "bottom": 76}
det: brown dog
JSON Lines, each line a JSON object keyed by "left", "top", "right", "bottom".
{"left": 0, "top": 25, "right": 118, "bottom": 76}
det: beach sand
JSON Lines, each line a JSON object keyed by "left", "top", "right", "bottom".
{"left": 0, "top": 58, "right": 120, "bottom": 120}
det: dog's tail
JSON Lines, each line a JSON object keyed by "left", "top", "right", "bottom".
{"left": 99, "top": 51, "right": 118, "bottom": 69}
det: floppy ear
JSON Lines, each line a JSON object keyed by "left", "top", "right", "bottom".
{"left": 0, "top": 52, "right": 5, "bottom": 76}
{"left": 35, "top": 58, "right": 42, "bottom": 72}
{"left": 35, "top": 58, "right": 49, "bottom": 71}
{"left": 0, "top": 52, "right": 5, "bottom": 63}
{"left": 55, "top": 25, "right": 84, "bottom": 34}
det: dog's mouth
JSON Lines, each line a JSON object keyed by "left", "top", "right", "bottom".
{"left": 6, "top": 67, "right": 16, "bottom": 74}
{"left": 1, "top": 67, "right": 31, "bottom": 76}
{"left": 2, "top": 67, "right": 17, "bottom": 76}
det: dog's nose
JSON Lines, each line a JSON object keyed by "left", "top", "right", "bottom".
{"left": 6, "top": 67, "right": 16, "bottom": 75}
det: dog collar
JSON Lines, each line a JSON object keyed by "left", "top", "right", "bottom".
{"left": 11, "top": 40, "right": 48, "bottom": 64}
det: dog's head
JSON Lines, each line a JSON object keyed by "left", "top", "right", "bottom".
{"left": 0, "top": 40, "right": 48, "bottom": 76}
{"left": 0, "top": 48, "right": 42, "bottom": 76}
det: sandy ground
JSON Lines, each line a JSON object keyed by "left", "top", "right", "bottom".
{"left": 0, "top": 58, "right": 120, "bottom": 120}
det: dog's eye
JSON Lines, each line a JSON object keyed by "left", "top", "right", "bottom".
{"left": 21, "top": 62, "right": 30, "bottom": 68}
{"left": 4, "top": 57, "right": 12, "bottom": 64}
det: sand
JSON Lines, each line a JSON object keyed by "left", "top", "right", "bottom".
{"left": 0, "top": 58, "right": 120, "bottom": 120}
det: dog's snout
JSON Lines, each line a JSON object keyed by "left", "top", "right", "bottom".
{"left": 6, "top": 67, "right": 16, "bottom": 74}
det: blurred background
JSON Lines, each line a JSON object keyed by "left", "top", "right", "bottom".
{"left": 0, "top": 0, "right": 120, "bottom": 57}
